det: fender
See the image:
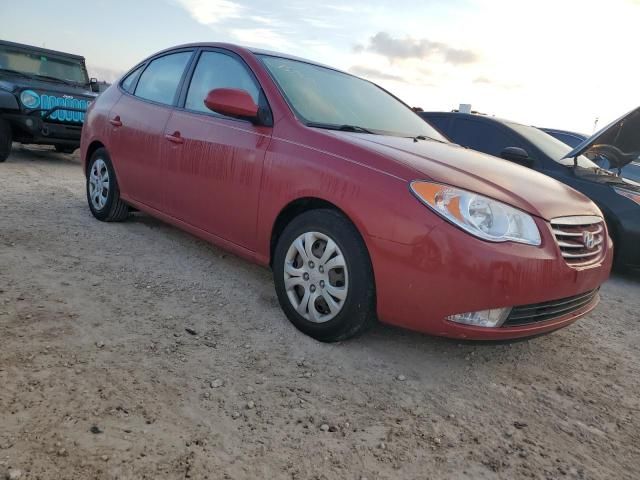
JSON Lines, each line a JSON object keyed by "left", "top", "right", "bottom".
{"left": 0, "top": 90, "right": 19, "bottom": 110}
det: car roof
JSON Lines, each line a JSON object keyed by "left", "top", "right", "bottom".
{"left": 420, "top": 111, "right": 522, "bottom": 127}
{"left": 0, "top": 39, "right": 85, "bottom": 61}
{"left": 151, "top": 42, "right": 347, "bottom": 75}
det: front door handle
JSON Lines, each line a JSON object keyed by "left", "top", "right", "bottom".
{"left": 164, "top": 131, "right": 184, "bottom": 144}
{"left": 109, "top": 116, "right": 122, "bottom": 127}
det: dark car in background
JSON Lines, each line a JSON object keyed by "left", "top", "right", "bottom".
{"left": 0, "top": 40, "right": 99, "bottom": 161}
{"left": 542, "top": 127, "right": 640, "bottom": 182}
{"left": 541, "top": 128, "right": 586, "bottom": 148}
{"left": 420, "top": 110, "right": 640, "bottom": 269}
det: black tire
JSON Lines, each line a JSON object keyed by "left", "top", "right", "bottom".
{"left": 55, "top": 145, "right": 76, "bottom": 154}
{"left": 273, "top": 209, "right": 376, "bottom": 342}
{"left": 86, "top": 148, "right": 129, "bottom": 222}
{"left": 0, "top": 118, "right": 12, "bottom": 162}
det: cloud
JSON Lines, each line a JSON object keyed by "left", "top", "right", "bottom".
{"left": 230, "top": 28, "right": 291, "bottom": 49}
{"left": 302, "top": 17, "right": 337, "bottom": 29}
{"left": 473, "top": 75, "right": 522, "bottom": 89}
{"left": 249, "top": 15, "right": 277, "bottom": 25}
{"left": 174, "top": 0, "right": 243, "bottom": 24}
{"left": 358, "top": 32, "right": 479, "bottom": 65}
{"left": 87, "top": 65, "right": 125, "bottom": 83}
{"left": 349, "top": 65, "right": 404, "bottom": 82}
{"left": 473, "top": 76, "right": 491, "bottom": 84}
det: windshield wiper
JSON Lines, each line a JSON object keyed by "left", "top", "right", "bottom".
{"left": 410, "top": 134, "right": 448, "bottom": 144}
{"left": 32, "top": 74, "right": 78, "bottom": 86}
{"left": 306, "top": 122, "right": 375, "bottom": 134}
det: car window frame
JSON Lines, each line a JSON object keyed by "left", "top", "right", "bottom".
{"left": 118, "top": 48, "right": 196, "bottom": 108}
{"left": 176, "top": 47, "right": 273, "bottom": 126}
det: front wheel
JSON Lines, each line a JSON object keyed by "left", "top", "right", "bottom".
{"left": 86, "top": 148, "right": 129, "bottom": 222}
{"left": 0, "top": 118, "right": 12, "bottom": 162}
{"left": 273, "top": 209, "right": 376, "bottom": 342}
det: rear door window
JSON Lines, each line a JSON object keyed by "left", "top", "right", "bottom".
{"left": 184, "top": 51, "right": 260, "bottom": 114}
{"left": 134, "top": 51, "right": 193, "bottom": 105}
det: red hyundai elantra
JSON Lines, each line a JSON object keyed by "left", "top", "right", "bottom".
{"left": 80, "top": 43, "right": 612, "bottom": 342}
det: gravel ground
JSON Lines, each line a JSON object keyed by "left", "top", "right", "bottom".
{"left": 1, "top": 146, "right": 639, "bottom": 480}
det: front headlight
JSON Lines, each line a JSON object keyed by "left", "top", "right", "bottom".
{"left": 614, "top": 187, "right": 640, "bottom": 205}
{"left": 20, "top": 89, "right": 40, "bottom": 109}
{"left": 410, "top": 181, "right": 542, "bottom": 246}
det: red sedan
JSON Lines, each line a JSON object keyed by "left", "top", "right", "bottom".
{"left": 80, "top": 43, "right": 612, "bottom": 342}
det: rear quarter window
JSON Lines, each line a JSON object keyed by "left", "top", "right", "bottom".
{"left": 121, "top": 65, "right": 144, "bottom": 94}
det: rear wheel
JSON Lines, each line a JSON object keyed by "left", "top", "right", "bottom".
{"left": 0, "top": 118, "right": 12, "bottom": 162}
{"left": 86, "top": 148, "right": 129, "bottom": 222}
{"left": 273, "top": 209, "right": 376, "bottom": 342}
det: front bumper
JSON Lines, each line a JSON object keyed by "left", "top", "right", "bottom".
{"left": 366, "top": 217, "right": 613, "bottom": 340}
{"left": 5, "top": 113, "right": 82, "bottom": 146}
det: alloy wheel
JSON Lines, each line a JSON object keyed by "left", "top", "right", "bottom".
{"left": 284, "top": 231, "right": 349, "bottom": 323}
{"left": 89, "top": 158, "right": 110, "bottom": 211}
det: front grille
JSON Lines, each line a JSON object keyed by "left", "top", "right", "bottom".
{"left": 503, "top": 289, "right": 599, "bottom": 327}
{"left": 551, "top": 216, "right": 605, "bottom": 267}
{"left": 40, "top": 94, "right": 91, "bottom": 123}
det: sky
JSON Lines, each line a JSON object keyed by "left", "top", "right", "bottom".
{"left": 3, "top": 0, "right": 639, "bottom": 133}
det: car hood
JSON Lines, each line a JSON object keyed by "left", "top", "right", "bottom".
{"left": 0, "top": 74, "right": 97, "bottom": 98}
{"left": 325, "top": 131, "right": 601, "bottom": 221}
{"left": 574, "top": 166, "right": 640, "bottom": 191}
{"left": 564, "top": 106, "right": 640, "bottom": 170}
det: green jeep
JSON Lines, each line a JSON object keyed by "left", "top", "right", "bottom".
{"left": 0, "top": 39, "right": 99, "bottom": 162}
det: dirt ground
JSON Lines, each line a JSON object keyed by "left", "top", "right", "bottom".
{"left": 0, "top": 145, "right": 639, "bottom": 480}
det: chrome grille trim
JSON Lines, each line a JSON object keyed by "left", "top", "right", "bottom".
{"left": 557, "top": 237, "right": 603, "bottom": 249}
{"left": 550, "top": 216, "right": 605, "bottom": 267}
{"left": 550, "top": 215, "right": 603, "bottom": 225}
{"left": 551, "top": 224, "right": 604, "bottom": 237}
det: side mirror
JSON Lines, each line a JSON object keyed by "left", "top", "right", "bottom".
{"left": 500, "top": 147, "right": 533, "bottom": 167}
{"left": 204, "top": 88, "right": 259, "bottom": 122}
{"left": 90, "top": 77, "right": 100, "bottom": 93}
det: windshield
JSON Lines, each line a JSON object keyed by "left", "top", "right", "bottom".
{"left": 0, "top": 45, "right": 88, "bottom": 85}
{"left": 506, "top": 122, "right": 598, "bottom": 169}
{"left": 259, "top": 55, "right": 447, "bottom": 140}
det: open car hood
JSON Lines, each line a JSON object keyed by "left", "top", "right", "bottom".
{"left": 563, "top": 106, "right": 640, "bottom": 171}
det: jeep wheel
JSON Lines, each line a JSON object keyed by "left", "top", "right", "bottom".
{"left": 273, "top": 209, "right": 376, "bottom": 342}
{"left": 86, "top": 148, "right": 129, "bottom": 222}
{"left": 0, "top": 118, "right": 12, "bottom": 162}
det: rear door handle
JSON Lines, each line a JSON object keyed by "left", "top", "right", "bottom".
{"left": 164, "top": 131, "right": 184, "bottom": 144}
{"left": 109, "top": 116, "right": 122, "bottom": 127}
